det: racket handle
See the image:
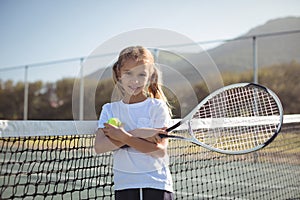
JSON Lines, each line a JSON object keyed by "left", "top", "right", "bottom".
{"left": 159, "top": 133, "right": 178, "bottom": 138}
{"left": 159, "top": 133, "right": 168, "bottom": 138}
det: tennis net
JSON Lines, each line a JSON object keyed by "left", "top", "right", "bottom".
{"left": 1, "top": 115, "right": 300, "bottom": 199}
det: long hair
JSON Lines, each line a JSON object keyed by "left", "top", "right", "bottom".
{"left": 112, "top": 46, "right": 171, "bottom": 111}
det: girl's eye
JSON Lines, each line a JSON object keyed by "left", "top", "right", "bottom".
{"left": 124, "top": 71, "right": 131, "bottom": 75}
{"left": 139, "top": 73, "right": 147, "bottom": 77}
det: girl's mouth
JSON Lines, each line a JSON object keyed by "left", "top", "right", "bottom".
{"left": 128, "top": 85, "right": 142, "bottom": 93}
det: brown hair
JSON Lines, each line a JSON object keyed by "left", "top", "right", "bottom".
{"left": 112, "top": 46, "right": 170, "bottom": 105}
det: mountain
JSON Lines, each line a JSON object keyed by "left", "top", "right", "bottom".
{"left": 206, "top": 17, "right": 300, "bottom": 71}
{"left": 88, "top": 17, "right": 300, "bottom": 85}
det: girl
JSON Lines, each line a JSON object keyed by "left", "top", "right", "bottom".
{"left": 94, "top": 46, "right": 174, "bottom": 200}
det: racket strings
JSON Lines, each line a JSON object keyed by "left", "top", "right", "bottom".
{"left": 190, "top": 86, "right": 281, "bottom": 151}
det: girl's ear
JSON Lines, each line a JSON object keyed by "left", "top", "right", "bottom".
{"left": 116, "top": 69, "right": 121, "bottom": 81}
{"left": 113, "top": 61, "right": 121, "bottom": 82}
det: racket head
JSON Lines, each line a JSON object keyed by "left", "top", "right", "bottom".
{"left": 168, "top": 83, "right": 283, "bottom": 155}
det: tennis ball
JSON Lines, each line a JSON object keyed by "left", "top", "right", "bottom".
{"left": 107, "top": 118, "right": 122, "bottom": 127}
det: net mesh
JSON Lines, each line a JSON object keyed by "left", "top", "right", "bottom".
{"left": 1, "top": 117, "right": 300, "bottom": 199}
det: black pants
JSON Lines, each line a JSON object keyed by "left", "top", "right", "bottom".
{"left": 115, "top": 188, "right": 174, "bottom": 200}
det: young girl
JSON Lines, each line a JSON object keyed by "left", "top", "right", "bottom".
{"left": 94, "top": 46, "right": 174, "bottom": 200}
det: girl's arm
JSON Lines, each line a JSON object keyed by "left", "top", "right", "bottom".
{"left": 94, "top": 127, "right": 164, "bottom": 155}
{"left": 103, "top": 124, "right": 168, "bottom": 157}
{"left": 129, "top": 128, "right": 164, "bottom": 143}
{"left": 94, "top": 128, "right": 125, "bottom": 154}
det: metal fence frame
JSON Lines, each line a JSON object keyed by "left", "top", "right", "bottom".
{"left": 0, "top": 30, "right": 299, "bottom": 120}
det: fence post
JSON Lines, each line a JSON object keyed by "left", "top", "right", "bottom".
{"left": 79, "top": 58, "right": 84, "bottom": 120}
{"left": 253, "top": 36, "right": 258, "bottom": 84}
{"left": 252, "top": 37, "right": 259, "bottom": 163}
{"left": 153, "top": 48, "right": 159, "bottom": 61}
{"left": 23, "top": 65, "right": 29, "bottom": 120}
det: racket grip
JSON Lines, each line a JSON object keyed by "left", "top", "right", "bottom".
{"left": 159, "top": 133, "right": 179, "bottom": 138}
{"left": 159, "top": 133, "right": 168, "bottom": 138}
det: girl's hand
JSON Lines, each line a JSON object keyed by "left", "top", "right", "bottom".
{"left": 145, "top": 134, "right": 162, "bottom": 143}
{"left": 103, "top": 123, "right": 131, "bottom": 142}
{"left": 145, "top": 127, "right": 168, "bottom": 144}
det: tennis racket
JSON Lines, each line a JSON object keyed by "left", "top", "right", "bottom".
{"left": 159, "top": 83, "right": 283, "bottom": 155}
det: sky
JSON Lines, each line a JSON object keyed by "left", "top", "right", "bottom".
{"left": 0, "top": 0, "right": 299, "bottom": 82}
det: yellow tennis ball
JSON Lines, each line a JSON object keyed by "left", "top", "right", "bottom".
{"left": 107, "top": 118, "right": 122, "bottom": 127}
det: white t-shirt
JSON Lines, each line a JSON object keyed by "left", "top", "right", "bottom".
{"left": 98, "top": 98, "right": 173, "bottom": 192}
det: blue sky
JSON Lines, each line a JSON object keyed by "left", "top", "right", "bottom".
{"left": 0, "top": 0, "right": 299, "bottom": 82}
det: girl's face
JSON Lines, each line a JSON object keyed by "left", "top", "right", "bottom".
{"left": 119, "top": 59, "right": 151, "bottom": 97}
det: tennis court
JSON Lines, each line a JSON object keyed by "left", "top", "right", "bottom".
{"left": 0, "top": 116, "right": 299, "bottom": 199}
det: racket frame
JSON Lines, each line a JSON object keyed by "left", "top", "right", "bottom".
{"left": 161, "top": 83, "right": 284, "bottom": 155}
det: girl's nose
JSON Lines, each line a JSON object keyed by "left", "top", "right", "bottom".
{"left": 130, "top": 78, "right": 139, "bottom": 84}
